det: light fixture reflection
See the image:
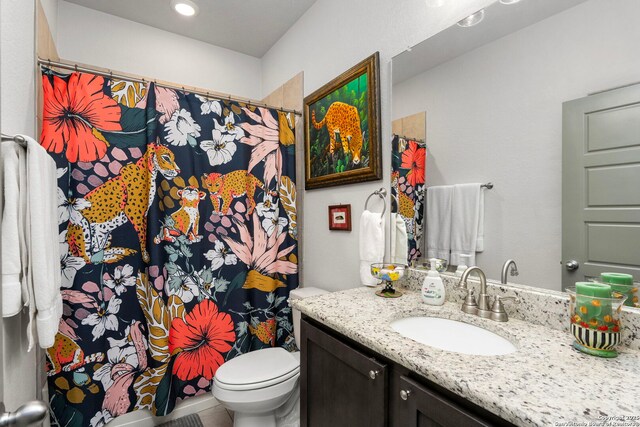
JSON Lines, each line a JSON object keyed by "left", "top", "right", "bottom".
{"left": 425, "top": 0, "right": 445, "bottom": 7}
{"left": 500, "top": 0, "right": 523, "bottom": 4}
{"left": 171, "top": 0, "right": 199, "bottom": 17}
{"left": 457, "top": 9, "right": 485, "bottom": 28}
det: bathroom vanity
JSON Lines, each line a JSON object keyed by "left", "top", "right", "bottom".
{"left": 293, "top": 276, "right": 640, "bottom": 427}
{"left": 301, "top": 317, "right": 509, "bottom": 426}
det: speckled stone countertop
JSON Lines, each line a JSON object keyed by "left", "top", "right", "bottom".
{"left": 292, "top": 286, "right": 640, "bottom": 427}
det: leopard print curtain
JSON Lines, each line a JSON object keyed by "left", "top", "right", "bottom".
{"left": 391, "top": 134, "right": 426, "bottom": 263}
{"left": 42, "top": 68, "right": 298, "bottom": 426}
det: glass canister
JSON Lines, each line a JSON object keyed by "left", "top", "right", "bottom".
{"left": 411, "top": 258, "right": 448, "bottom": 272}
{"left": 597, "top": 273, "right": 639, "bottom": 308}
{"left": 566, "top": 286, "right": 627, "bottom": 358}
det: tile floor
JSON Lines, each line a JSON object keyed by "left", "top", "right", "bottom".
{"left": 197, "top": 403, "right": 233, "bottom": 427}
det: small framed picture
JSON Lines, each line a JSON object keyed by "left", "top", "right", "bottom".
{"left": 328, "top": 204, "right": 352, "bottom": 231}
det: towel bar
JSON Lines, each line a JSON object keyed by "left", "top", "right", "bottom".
{"left": 365, "top": 188, "right": 387, "bottom": 218}
{"left": 1, "top": 133, "right": 27, "bottom": 147}
{"left": 424, "top": 182, "right": 494, "bottom": 192}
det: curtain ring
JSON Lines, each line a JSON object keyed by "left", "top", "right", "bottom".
{"left": 74, "top": 64, "right": 78, "bottom": 72}
{"left": 109, "top": 70, "right": 113, "bottom": 79}
{"left": 206, "top": 91, "right": 210, "bottom": 99}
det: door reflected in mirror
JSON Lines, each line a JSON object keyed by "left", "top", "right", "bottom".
{"left": 391, "top": 0, "right": 640, "bottom": 291}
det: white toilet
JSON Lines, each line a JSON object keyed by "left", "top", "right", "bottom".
{"left": 213, "top": 287, "right": 328, "bottom": 427}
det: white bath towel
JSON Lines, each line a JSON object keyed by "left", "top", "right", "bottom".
{"left": 450, "top": 183, "right": 483, "bottom": 266}
{"left": 390, "top": 213, "right": 408, "bottom": 265}
{"left": 426, "top": 185, "right": 453, "bottom": 262}
{"left": 476, "top": 190, "right": 485, "bottom": 252}
{"left": 23, "top": 135, "right": 62, "bottom": 350}
{"left": 2, "top": 142, "right": 28, "bottom": 317}
{"left": 359, "top": 210, "right": 385, "bottom": 286}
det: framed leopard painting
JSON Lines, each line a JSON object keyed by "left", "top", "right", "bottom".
{"left": 304, "top": 52, "right": 382, "bottom": 189}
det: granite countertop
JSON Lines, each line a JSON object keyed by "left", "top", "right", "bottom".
{"left": 292, "top": 286, "right": 640, "bottom": 427}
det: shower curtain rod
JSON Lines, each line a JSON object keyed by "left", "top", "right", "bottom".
{"left": 395, "top": 135, "right": 426, "bottom": 144}
{"left": 37, "top": 58, "right": 302, "bottom": 117}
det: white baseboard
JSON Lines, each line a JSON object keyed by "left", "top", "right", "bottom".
{"left": 106, "top": 394, "right": 220, "bottom": 427}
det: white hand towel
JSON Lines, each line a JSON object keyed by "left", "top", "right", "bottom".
{"left": 390, "top": 213, "right": 408, "bottom": 265}
{"left": 21, "top": 136, "right": 62, "bottom": 350}
{"left": 359, "top": 210, "right": 385, "bottom": 286}
{"left": 2, "top": 143, "right": 26, "bottom": 317}
{"left": 450, "top": 183, "right": 482, "bottom": 266}
{"left": 476, "top": 190, "right": 485, "bottom": 252}
{"left": 426, "top": 185, "right": 453, "bottom": 262}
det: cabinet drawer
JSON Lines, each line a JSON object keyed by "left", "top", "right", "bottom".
{"left": 301, "top": 319, "right": 388, "bottom": 427}
{"left": 397, "top": 375, "right": 492, "bottom": 427}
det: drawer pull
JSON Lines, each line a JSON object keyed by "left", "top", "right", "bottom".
{"left": 400, "top": 389, "right": 411, "bottom": 400}
{"left": 368, "top": 370, "right": 380, "bottom": 380}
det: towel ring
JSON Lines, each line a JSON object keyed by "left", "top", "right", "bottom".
{"left": 365, "top": 188, "right": 387, "bottom": 218}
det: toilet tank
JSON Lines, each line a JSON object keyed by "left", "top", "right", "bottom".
{"left": 289, "top": 287, "right": 328, "bottom": 348}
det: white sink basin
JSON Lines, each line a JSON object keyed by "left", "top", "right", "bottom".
{"left": 390, "top": 317, "right": 517, "bottom": 356}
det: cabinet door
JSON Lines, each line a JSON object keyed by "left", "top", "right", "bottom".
{"left": 397, "top": 375, "right": 492, "bottom": 427}
{"left": 301, "top": 319, "right": 388, "bottom": 427}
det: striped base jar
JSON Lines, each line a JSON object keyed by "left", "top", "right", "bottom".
{"left": 571, "top": 324, "right": 621, "bottom": 357}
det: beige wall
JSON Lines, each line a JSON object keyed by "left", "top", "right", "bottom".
{"left": 392, "top": 111, "right": 426, "bottom": 141}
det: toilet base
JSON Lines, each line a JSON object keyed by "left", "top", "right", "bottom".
{"left": 234, "top": 411, "right": 276, "bottom": 427}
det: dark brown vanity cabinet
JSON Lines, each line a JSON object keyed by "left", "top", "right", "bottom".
{"left": 393, "top": 374, "right": 491, "bottom": 427}
{"left": 301, "top": 317, "right": 513, "bottom": 427}
{"left": 300, "top": 318, "right": 388, "bottom": 427}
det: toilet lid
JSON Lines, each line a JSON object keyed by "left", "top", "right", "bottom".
{"left": 215, "top": 347, "right": 299, "bottom": 388}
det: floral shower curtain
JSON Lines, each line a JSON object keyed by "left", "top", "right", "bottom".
{"left": 391, "top": 134, "right": 426, "bottom": 263}
{"left": 41, "top": 68, "right": 298, "bottom": 426}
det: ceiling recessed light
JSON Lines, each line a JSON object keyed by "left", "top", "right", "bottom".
{"left": 425, "top": 0, "right": 444, "bottom": 7}
{"left": 500, "top": 0, "right": 522, "bottom": 4}
{"left": 457, "top": 9, "right": 485, "bottom": 28}
{"left": 171, "top": 0, "right": 199, "bottom": 17}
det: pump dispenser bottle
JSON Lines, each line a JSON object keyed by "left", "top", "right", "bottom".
{"left": 422, "top": 258, "right": 446, "bottom": 305}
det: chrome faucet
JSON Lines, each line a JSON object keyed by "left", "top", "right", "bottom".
{"left": 456, "top": 266, "right": 491, "bottom": 318}
{"left": 501, "top": 259, "right": 519, "bottom": 284}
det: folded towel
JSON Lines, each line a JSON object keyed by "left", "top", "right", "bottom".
{"left": 2, "top": 142, "right": 27, "bottom": 317}
{"left": 476, "top": 188, "right": 485, "bottom": 252}
{"left": 390, "top": 213, "right": 408, "bottom": 265}
{"left": 8, "top": 136, "right": 63, "bottom": 350}
{"left": 359, "top": 210, "right": 385, "bottom": 286}
{"left": 450, "top": 183, "right": 482, "bottom": 266}
{"left": 26, "top": 135, "right": 62, "bottom": 349}
{"left": 426, "top": 185, "right": 453, "bottom": 262}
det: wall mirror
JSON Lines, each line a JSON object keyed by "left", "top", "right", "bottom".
{"left": 391, "top": 0, "right": 640, "bottom": 293}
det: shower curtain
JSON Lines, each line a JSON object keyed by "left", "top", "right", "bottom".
{"left": 41, "top": 68, "right": 298, "bottom": 426}
{"left": 391, "top": 134, "right": 425, "bottom": 262}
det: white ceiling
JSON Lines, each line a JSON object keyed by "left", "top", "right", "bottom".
{"left": 393, "top": 0, "right": 587, "bottom": 84}
{"left": 62, "top": 0, "right": 317, "bottom": 58}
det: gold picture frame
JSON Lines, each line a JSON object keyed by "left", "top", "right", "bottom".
{"left": 304, "top": 52, "right": 382, "bottom": 189}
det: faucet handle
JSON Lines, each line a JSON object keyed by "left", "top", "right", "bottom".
{"left": 490, "top": 296, "right": 519, "bottom": 322}
{"left": 460, "top": 288, "right": 479, "bottom": 315}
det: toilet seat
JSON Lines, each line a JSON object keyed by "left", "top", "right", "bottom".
{"left": 214, "top": 348, "right": 300, "bottom": 391}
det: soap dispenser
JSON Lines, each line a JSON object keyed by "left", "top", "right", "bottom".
{"left": 422, "top": 258, "right": 445, "bottom": 305}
